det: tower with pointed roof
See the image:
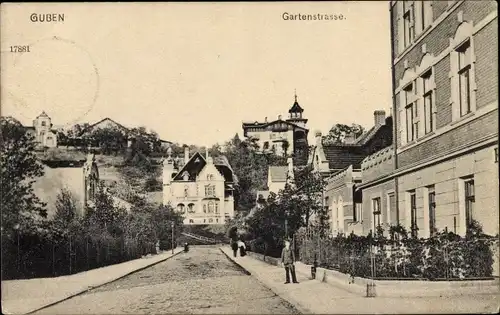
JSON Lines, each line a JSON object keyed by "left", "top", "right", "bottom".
{"left": 286, "top": 90, "right": 308, "bottom": 129}
{"left": 241, "top": 91, "right": 309, "bottom": 164}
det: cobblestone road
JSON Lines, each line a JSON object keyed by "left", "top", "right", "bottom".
{"left": 34, "top": 246, "right": 300, "bottom": 314}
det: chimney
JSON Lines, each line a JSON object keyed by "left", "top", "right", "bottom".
{"left": 184, "top": 146, "right": 190, "bottom": 164}
{"left": 265, "top": 117, "right": 268, "bottom": 123}
{"left": 344, "top": 132, "right": 356, "bottom": 144}
{"left": 315, "top": 130, "right": 323, "bottom": 147}
{"left": 374, "top": 110, "right": 386, "bottom": 127}
{"left": 278, "top": 114, "right": 282, "bottom": 120}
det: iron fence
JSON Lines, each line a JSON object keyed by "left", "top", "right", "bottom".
{"left": 295, "top": 228, "right": 499, "bottom": 281}
{"left": 1, "top": 232, "right": 163, "bottom": 280}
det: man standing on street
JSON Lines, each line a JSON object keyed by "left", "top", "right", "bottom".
{"left": 281, "top": 240, "right": 299, "bottom": 284}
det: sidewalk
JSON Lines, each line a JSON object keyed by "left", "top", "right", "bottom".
{"left": 1, "top": 248, "right": 184, "bottom": 315}
{"left": 220, "top": 247, "right": 499, "bottom": 314}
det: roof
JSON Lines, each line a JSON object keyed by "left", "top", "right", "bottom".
{"left": 84, "top": 117, "right": 130, "bottom": 134}
{"left": 172, "top": 152, "right": 236, "bottom": 183}
{"left": 322, "top": 145, "right": 366, "bottom": 170}
{"left": 269, "top": 166, "right": 288, "bottom": 182}
{"left": 242, "top": 119, "right": 308, "bottom": 132}
{"left": 320, "top": 116, "right": 393, "bottom": 170}
{"left": 288, "top": 100, "right": 304, "bottom": 113}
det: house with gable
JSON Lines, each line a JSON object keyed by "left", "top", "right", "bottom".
{"left": 162, "top": 146, "right": 237, "bottom": 225}
{"left": 309, "top": 110, "right": 393, "bottom": 236}
{"left": 242, "top": 94, "right": 309, "bottom": 165}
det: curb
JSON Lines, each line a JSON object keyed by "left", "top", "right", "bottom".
{"left": 23, "top": 249, "right": 184, "bottom": 315}
{"left": 219, "top": 247, "right": 313, "bottom": 314}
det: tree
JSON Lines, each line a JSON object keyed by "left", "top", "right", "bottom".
{"left": 323, "top": 123, "right": 365, "bottom": 145}
{"left": 90, "top": 127, "right": 127, "bottom": 155}
{"left": 54, "top": 189, "right": 79, "bottom": 225}
{"left": 151, "top": 204, "right": 184, "bottom": 249}
{"left": 0, "top": 117, "right": 47, "bottom": 234}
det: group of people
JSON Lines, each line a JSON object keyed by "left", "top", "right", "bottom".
{"left": 231, "top": 237, "right": 298, "bottom": 284}
{"left": 231, "top": 239, "right": 247, "bottom": 257}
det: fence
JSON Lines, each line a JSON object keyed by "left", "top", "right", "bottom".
{"left": 295, "top": 228, "right": 499, "bottom": 281}
{"left": 1, "top": 231, "right": 164, "bottom": 280}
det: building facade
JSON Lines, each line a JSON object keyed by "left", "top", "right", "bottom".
{"left": 162, "top": 147, "right": 236, "bottom": 225}
{"left": 242, "top": 95, "right": 309, "bottom": 161}
{"left": 315, "top": 110, "right": 393, "bottom": 236}
{"left": 24, "top": 111, "right": 58, "bottom": 148}
{"left": 390, "top": 0, "right": 498, "bottom": 237}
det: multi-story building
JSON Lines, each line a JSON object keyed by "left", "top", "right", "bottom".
{"left": 242, "top": 94, "right": 309, "bottom": 163}
{"left": 390, "top": 0, "right": 498, "bottom": 237}
{"left": 311, "top": 110, "right": 393, "bottom": 235}
{"left": 162, "top": 146, "right": 236, "bottom": 225}
{"left": 24, "top": 111, "right": 58, "bottom": 148}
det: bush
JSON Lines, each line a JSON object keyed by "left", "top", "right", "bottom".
{"left": 296, "top": 224, "right": 497, "bottom": 280}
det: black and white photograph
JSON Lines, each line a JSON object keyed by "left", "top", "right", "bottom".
{"left": 1, "top": 1, "right": 499, "bottom": 314}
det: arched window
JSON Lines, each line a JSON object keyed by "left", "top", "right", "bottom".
{"left": 188, "top": 203, "right": 195, "bottom": 213}
{"left": 208, "top": 201, "right": 214, "bottom": 213}
{"left": 177, "top": 203, "right": 185, "bottom": 213}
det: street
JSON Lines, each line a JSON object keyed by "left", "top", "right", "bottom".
{"left": 33, "top": 246, "right": 300, "bottom": 314}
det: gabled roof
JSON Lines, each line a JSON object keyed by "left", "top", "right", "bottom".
{"left": 269, "top": 166, "right": 288, "bottom": 183}
{"left": 172, "top": 152, "right": 236, "bottom": 183}
{"left": 84, "top": 117, "right": 130, "bottom": 134}
{"left": 242, "top": 119, "right": 308, "bottom": 131}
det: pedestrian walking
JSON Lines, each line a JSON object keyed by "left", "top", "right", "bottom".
{"left": 281, "top": 240, "right": 299, "bottom": 284}
{"left": 238, "top": 239, "right": 246, "bottom": 257}
{"left": 231, "top": 240, "right": 239, "bottom": 257}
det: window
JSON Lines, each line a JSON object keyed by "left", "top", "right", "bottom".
{"left": 263, "top": 142, "right": 269, "bottom": 150}
{"left": 209, "top": 218, "right": 213, "bottom": 223}
{"left": 41, "top": 121, "right": 46, "bottom": 127}
{"left": 205, "top": 185, "right": 215, "bottom": 197}
{"left": 464, "top": 178, "right": 475, "bottom": 229}
{"left": 215, "top": 202, "right": 219, "bottom": 213}
{"left": 419, "top": 1, "right": 432, "bottom": 32}
{"left": 189, "top": 219, "right": 194, "bottom": 223}
{"left": 372, "top": 198, "right": 382, "bottom": 233}
{"left": 404, "top": 82, "right": 417, "bottom": 143}
{"left": 208, "top": 201, "right": 214, "bottom": 213}
{"left": 403, "top": 1, "right": 415, "bottom": 48}
{"left": 388, "top": 192, "right": 398, "bottom": 225}
{"left": 203, "top": 204, "right": 207, "bottom": 213}
{"left": 428, "top": 186, "right": 436, "bottom": 237}
{"left": 409, "top": 191, "right": 418, "bottom": 238}
{"left": 495, "top": 148, "right": 498, "bottom": 163}
{"left": 177, "top": 203, "right": 185, "bottom": 213}
{"left": 457, "top": 41, "right": 472, "bottom": 117}
{"left": 188, "top": 203, "right": 194, "bottom": 213}
{"left": 216, "top": 219, "right": 219, "bottom": 223}
{"left": 422, "top": 71, "right": 436, "bottom": 134}
{"left": 184, "top": 185, "right": 189, "bottom": 197}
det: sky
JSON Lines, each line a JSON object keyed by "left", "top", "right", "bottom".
{"left": 1, "top": 2, "right": 392, "bottom": 147}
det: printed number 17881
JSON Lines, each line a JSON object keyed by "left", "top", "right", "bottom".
{"left": 10, "top": 46, "right": 30, "bottom": 53}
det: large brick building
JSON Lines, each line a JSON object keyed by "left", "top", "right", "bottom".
{"left": 389, "top": 0, "right": 498, "bottom": 237}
